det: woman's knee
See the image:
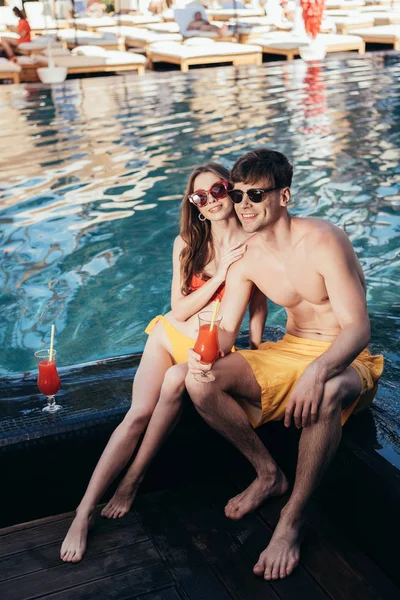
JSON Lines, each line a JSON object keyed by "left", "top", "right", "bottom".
{"left": 160, "top": 364, "right": 186, "bottom": 398}
{"left": 124, "top": 404, "right": 154, "bottom": 430}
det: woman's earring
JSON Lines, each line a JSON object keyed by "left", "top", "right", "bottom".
{"left": 198, "top": 213, "right": 206, "bottom": 221}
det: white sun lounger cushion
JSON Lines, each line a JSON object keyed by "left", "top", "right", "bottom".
{"left": 148, "top": 40, "right": 262, "bottom": 58}
{"left": 250, "top": 32, "right": 364, "bottom": 47}
{"left": 101, "top": 26, "right": 183, "bottom": 43}
{"left": 72, "top": 45, "right": 146, "bottom": 64}
{"left": 0, "top": 57, "right": 21, "bottom": 72}
{"left": 72, "top": 17, "right": 117, "bottom": 28}
{"left": 347, "top": 25, "right": 400, "bottom": 38}
{"left": 18, "top": 38, "right": 63, "bottom": 51}
{"left": 117, "top": 15, "right": 163, "bottom": 26}
{"left": 56, "top": 29, "right": 119, "bottom": 46}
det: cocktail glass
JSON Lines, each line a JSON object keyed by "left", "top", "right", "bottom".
{"left": 34, "top": 349, "right": 62, "bottom": 413}
{"left": 193, "top": 311, "right": 222, "bottom": 383}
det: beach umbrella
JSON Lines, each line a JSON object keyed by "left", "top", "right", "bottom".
{"left": 300, "top": 0, "right": 324, "bottom": 39}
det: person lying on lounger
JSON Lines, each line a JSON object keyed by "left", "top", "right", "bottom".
{"left": 185, "top": 148, "right": 384, "bottom": 581}
{"left": 0, "top": 7, "right": 31, "bottom": 62}
{"left": 187, "top": 11, "right": 228, "bottom": 36}
{"left": 60, "top": 162, "right": 267, "bottom": 563}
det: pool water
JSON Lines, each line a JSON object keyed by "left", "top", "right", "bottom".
{"left": 0, "top": 55, "right": 399, "bottom": 420}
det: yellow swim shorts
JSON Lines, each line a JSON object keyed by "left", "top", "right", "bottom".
{"left": 238, "top": 333, "right": 384, "bottom": 427}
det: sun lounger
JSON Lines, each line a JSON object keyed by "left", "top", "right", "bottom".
{"left": 101, "top": 26, "right": 182, "bottom": 52}
{"left": 56, "top": 29, "right": 121, "bottom": 50}
{"left": 33, "top": 45, "right": 146, "bottom": 76}
{"left": 117, "top": 14, "right": 163, "bottom": 27}
{"left": 368, "top": 12, "right": 400, "bottom": 26}
{"left": 250, "top": 32, "right": 365, "bottom": 60}
{"left": 175, "top": 4, "right": 220, "bottom": 38}
{"left": 325, "top": 0, "right": 366, "bottom": 9}
{"left": 0, "top": 6, "right": 18, "bottom": 29}
{"left": 347, "top": 25, "right": 400, "bottom": 49}
{"left": 147, "top": 22, "right": 181, "bottom": 34}
{"left": 18, "top": 36, "right": 63, "bottom": 56}
{"left": 24, "top": 1, "right": 68, "bottom": 32}
{"left": 206, "top": 8, "right": 266, "bottom": 22}
{"left": 0, "top": 57, "right": 21, "bottom": 83}
{"left": 147, "top": 38, "right": 262, "bottom": 72}
{"left": 328, "top": 14, "right": 374, "bottom": 33}
{"left": 70, "top": 17, "right": 118, "bottom": 32}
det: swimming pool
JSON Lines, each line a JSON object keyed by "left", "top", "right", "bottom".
{"left": 1, "top": 55, "right": 399, "bottom": 411}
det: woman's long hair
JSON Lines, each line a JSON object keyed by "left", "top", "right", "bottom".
{"left": 13, "top": 7, "right": 26, "bottom": 20}
{"left": 179, "top": 163, "right": 231, "bottom": 295}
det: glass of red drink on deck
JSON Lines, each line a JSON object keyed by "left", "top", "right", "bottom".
{"left": 193, "top": 311, "right": 222, "bottom": 383}
{"left": 34, "top": 349, "right": 62, "bottom": 413}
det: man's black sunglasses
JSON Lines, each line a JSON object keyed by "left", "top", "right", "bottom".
{"left": 228, "top": 187, "right": 281, "bottom": 204}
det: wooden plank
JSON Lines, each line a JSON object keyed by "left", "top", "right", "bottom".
{"left": 0, "top": 539, "right": 159, "bottom": 600}
{"left": 134, "top": 588, "right": 184, "bottom": 600}
{"left": 0, "top": 519, "right": 148, "bottom": 582}
{"left": 34, "top": 563, "right": 173, "bottom": 600}
{"left": 135, "top": 491, "right": 234, "bottom": 600}
{"left": 226, "top": 452, "right": 399, "bottom": 600}
{"left": 0, "top": 509, "right": 139, "bottom": 558}
{"left": 170, "top": 481, "right": 330, "bottom": 600}
{"left": 256, "top": 494, "right": 397, "bottom": 600}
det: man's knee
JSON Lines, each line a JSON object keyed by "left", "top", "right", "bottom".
{"left": 185, "top": 372, "right": 217, "bottom": 408}
{"left": 319, "top": 378, "right": 344, "bottom": 420}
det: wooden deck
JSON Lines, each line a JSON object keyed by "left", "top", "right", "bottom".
{"left": 1, "top": 473, "right": 399, "bottom": 599}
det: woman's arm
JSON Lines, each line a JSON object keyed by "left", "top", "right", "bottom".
{"left": 248, "top": 288, "right": 268, "bottom": 349}
{"left": 170, "top": 236, "right": 246, "bottom": 322}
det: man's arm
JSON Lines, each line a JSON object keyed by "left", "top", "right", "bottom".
{"left": 285, "top": 228, "right": 370, "bottom": 428}
{"left": 312, "top": 228, "right": 370, "bottom": 381}
{"left": 218, "top": 259, "right": 254, "bottom": 354}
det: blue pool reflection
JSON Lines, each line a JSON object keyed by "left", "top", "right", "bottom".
{"left": 0, "top": 56, "right": 399, "bottom": 440}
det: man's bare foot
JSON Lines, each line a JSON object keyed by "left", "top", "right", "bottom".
{"left": 60, "top": 513, "right": 93, "bottom": 563}
{"left": 101, "top": 481, "right": 139, "bottom": 519}
{"left": 225, "top": 470, "right": 288, "bottom": 520}
{"left": 253, "top": 514, "right": 303, "bottom": 580}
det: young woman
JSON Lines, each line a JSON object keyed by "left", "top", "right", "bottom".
{"left": 60, "top": 163, "right": 267, "bottom": 563}
{"left": 0, "top": 8, "right": 31, "bottom": 62}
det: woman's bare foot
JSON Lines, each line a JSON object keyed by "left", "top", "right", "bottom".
{"left": 225, "top": 469, "right": 288, "bottom": 520}
{"left": 253, "top": 514, "right": 303, "bottom": 580}
{"left": 60, "top": 512, "right": 93, "bottom": 563}
{"left": 101, "top": 480, "right": 139, "bottom": 519}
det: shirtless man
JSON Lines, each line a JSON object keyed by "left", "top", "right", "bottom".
{"left": 186, "top": 148, "right": 384, "bottom": 580}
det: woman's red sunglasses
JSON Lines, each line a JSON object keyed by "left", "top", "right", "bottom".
{"left": 188, "top": 180, "right": 230, "bottom": 208}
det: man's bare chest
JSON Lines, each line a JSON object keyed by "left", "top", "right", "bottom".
{"left": 249, "top": 256, "right": 329, "bottom": 309}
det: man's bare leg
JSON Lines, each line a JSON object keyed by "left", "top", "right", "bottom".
{"left": 254, "top": 367, "right": 361, "bottom": 580}
{"left": 102, "top": 363, "right": 187, "bottom": 518}
{"left": 60, "top": 323, "right": 173, "bottom": 563}
{"left": 185, "top": 354, "right": 288, "bottom": 520}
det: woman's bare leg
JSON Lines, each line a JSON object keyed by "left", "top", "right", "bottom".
{"left": 102, "top": 363, "right": 188, "bottom": 518}
{"left": 0, "top": 37, "right": 18, "bottom": 59}
{"left": 60, "top": 322, "right": 174, "bottom": 563}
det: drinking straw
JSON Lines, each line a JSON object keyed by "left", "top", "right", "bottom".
{"left": 209, "top": 299, "right": 220, "bottom": 331}
{"left": 49, "top": 324, "right": 55, "bottom": 362}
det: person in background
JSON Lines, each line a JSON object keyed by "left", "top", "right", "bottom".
{"left": 60, "top": 162, "right": 267, "bottom": 563}
{"left": 0, "top": 7, "right": 31, "bottom": 62}
{"left": 187, "top": 11, "right": 228, "bottom": 37}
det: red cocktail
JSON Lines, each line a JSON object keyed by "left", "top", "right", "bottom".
{"left": 35, "top": 349, "right": 62, "bottom": 413}
{"left": 193, "top": 311, "right": 222, "bottom": 382}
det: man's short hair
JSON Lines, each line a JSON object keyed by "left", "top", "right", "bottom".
{"left": 231, "top": 148, "right": 293, "bottom": 189}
